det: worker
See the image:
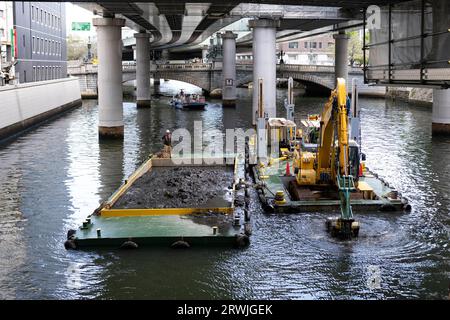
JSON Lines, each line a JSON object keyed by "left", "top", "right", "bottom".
{"left": 162, "top": 129, "right": 172, "bottom": 158}
{"left": 293, "top": 143, "right": 300, "bottom": 174}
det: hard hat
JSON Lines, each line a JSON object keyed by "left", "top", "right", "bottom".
{"left": 166, "top": 129, "right": 170, "bottom": 133}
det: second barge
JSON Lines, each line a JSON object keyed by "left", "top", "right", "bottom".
{"left": 65, "top": 156, "right": 251, "bottom": 250}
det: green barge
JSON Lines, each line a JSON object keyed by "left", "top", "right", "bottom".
{"left": 252, "top": 159, "right": 410, "bottom": 214}
{"left": 65, "top": 156, "right": 251, "bottom": 249}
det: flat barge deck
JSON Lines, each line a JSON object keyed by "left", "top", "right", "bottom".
{"left": 252, "top": 159, "right": 410, "bottom": 214}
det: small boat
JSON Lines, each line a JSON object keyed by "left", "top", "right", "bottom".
{"left": 170, "top": 90, "right": 207, "bottom": 110}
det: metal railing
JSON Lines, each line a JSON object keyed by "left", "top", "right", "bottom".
{"left": 66, "top": 60, "right": 363, "bottom": 75}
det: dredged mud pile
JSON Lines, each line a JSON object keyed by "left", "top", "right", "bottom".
{"left": 112, "top": 166, "right": 234, "bottom": 209}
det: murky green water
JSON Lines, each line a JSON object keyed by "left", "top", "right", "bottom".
{"left": 0, "top": 80, "right": 448, "bottom": 299}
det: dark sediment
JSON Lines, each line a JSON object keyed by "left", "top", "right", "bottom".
{"left": 112, "top": 166, "right": 234, "bottom": 209}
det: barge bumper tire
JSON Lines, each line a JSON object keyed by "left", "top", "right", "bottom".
{"left": 64, "top": 239, "right": 77, "bottom": 250}
{"left": 235, "top": 234, "right": 250, "bottom": 248}
{"left": 171, "top": 240, "right": 190, "bottom": 249}
{"left": 120, "top": 241, "right": 139, "bottom": 249}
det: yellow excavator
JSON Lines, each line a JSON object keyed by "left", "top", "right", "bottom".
{"left": 295, "top": 78, "right": 360, "bottom": 239}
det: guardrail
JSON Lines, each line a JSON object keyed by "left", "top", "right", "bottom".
{"left": 155, "top": 63, "right": 212, "bottom": 71}
{"left": 67, "top": 61, "right": 363, "bottom": 74}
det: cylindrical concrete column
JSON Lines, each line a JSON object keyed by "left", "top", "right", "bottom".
{"left": 134, "top": 33, "right": 151, "bottom": 108}
{"left": 161, "top": 49, "right": 170, "bottom": 61}
{"left": 202, "top": 45, "right": 209, "bottom": 62}
{"left": 93, "top": 17, "right": 125, "bottom": 138}
{"left": 432, "top": 89, "right": 450, "bottom": 135}
{"left": 249, "top": 19, "right": 279, "bottom": 125}
{"left": 221, "top": 31, "right": 237, "bottom": 107}
{"left": 333, "top": 31, "right": 349, "bottom": 86}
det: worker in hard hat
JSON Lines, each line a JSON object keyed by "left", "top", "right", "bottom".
{"left": 162, "top": 129, "right": 172, "bottom": 158}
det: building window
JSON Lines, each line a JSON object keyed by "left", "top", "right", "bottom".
{"left": 40, "top": 9, "right": 43, "bottom": 23}
{"left": 33, "top": 66, "right": 36, "bottom": 81}
{"left": 0, "top": 10, "right": 4, "bottom": 18}
{"left": 30, "top": 6, "right": 34, "bottom": 20}
{"left": 23, "top": 35, "right": 25, "bottom": 47}
{"left": 0, "top": 29, "right": 4, "bottom": 37}
{"left": 311, "top": 42, "right": 317, "bottom": 49}
{"left": 319, "top": 42, "right": 322, "bottom": 49}
{"left": 41, "top": 38, "right": 44, "bottom": 53}
{"left": 304, "top": 42, "right": 308, "bottom": 49}
{"left": 32, "top": 36, "right": 35, "bottom": 53}
{"left": 288, "top": 42, "right": 298, "bottom": 49}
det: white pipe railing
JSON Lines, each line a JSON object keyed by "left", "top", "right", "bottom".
{"left": 67, "top": 60, "right": 363, "bottom": 74}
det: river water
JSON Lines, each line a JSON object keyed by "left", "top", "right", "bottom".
{"left": 0, "top": 80, "right": 448, "bottom": 299}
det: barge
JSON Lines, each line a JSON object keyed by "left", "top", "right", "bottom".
{"left": 65, "top": 156, "right": 251, "bottom": 249}
{"left": 251, "top": 78, "right": 411, "bottom": 238}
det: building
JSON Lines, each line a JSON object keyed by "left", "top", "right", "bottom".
{"left": 278, "top": 34, "right": 335, "bottom": 65}
{"left": 0, "top": 1, "right": 14, "bottom": 68}
{"left": 12, "top": 1, "right": 67, "bottom": 83}
{"left": 236, "top": 34, "right": 335, "bottom": 65}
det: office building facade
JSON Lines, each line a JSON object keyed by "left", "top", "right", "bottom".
{"left": 13, "top": 1, "right": 66, "bottom": 83}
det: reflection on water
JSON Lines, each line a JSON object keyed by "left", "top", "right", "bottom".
{"left": 0, "top": 81, "right": 448, "bottom": 299}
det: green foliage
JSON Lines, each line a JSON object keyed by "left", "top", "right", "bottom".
{"left": 67, "top": 35, "right": 96, "bottom": 61}
{"left": 347, "top": 31, "right": 364, "bottom": 66}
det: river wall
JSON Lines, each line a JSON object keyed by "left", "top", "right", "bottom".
{"left": 0, "top": 77, "right": 82, "bottom": 141}
{"left": 386, "top": 87, "right": 433, "bottom": 105}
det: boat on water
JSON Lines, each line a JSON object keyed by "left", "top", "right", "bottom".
{"left": 170, "top": 90, "right": 207, "bottom": 110}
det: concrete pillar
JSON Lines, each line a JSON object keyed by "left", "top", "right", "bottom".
{"left": 161, "top": 49, "right": 170, "bottom": 61}
{"left": 93, "top": 17, "right": 125, "bottom": 138}
{"left": 249, "top": 19, "right": 280, "bottom": 125}
{"left": 221, "top": 31, "right": 237, "bottom": 107}
{"left": 202, "top": 45, "right": 209, "bottom": 62}
{"left": 134, "top": 33, "right": 151, "bottom": 108}
{"left": 333, "top": 31, "right": 349, "bottom": 85}
{"left": 432, "top": 89, "right": 450, "bottom": 135}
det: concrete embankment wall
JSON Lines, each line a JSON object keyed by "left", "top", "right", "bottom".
{"left": 386, "top": 87, "right": 433, "bottom": 105}
{"left": 0, "top": 77, "right": 82, "bottom": 141}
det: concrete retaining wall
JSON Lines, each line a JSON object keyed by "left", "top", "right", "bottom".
{"left": 386, "top": 87, "right": 433, "bottom": 105}
{"left": 0, "top": 77, "right": 82, "bottom": 141}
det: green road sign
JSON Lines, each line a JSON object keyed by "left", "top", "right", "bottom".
{"left": 72, "top": 22, "right": 91, "bottom": 31}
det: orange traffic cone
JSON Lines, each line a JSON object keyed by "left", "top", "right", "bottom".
{"left": 359, "top": 163, "right": 363, "bottom": 177}
{"left": 285, "top": 161, "right": 291, "bottom": 176}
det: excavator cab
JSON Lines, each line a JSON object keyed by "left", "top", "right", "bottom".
{"left": 349, "top": 140, "right": 360, "bottom": 183}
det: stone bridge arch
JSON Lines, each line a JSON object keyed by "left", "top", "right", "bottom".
{"left": 235, "top": 70, "right": 334, "bottom": 93}
{"left": 122, "top": 71, "right": 136, "bottom": 83}
{"left": 153, "top": 71, "right": 212, "bottom": 93}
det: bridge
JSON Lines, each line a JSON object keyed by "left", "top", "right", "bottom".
{"left": 68, "top": 61, "right": 379, "bottom": 97}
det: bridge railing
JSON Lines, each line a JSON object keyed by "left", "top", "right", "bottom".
{"left": 67, "top": 60, "right": 363, "bottom": 75}
{"left": 155, "top": 63, "right": 213, "bottom": 71}
{"left": 122, "top": 61, "right": 136, "bottom": 71}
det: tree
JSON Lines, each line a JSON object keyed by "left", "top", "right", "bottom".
{"left": 347, "top": 31, "right": 364, "bottom": 66}
{"left": 67, "top": 35, "right": 97, "bottom": 61}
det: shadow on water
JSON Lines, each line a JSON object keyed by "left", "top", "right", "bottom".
{"left": 0, "top": 81, "right": 448, "bottom": 299}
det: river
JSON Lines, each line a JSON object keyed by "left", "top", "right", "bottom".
{"left": 0, "top": 80, "right": 448, "bottom": 299}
